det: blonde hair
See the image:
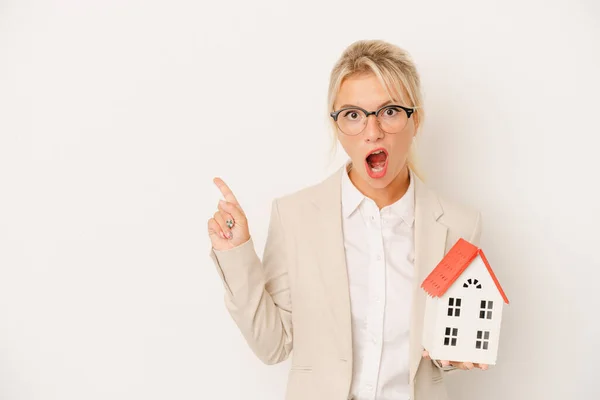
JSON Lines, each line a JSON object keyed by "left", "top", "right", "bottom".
{"left": 326, "top": 39, "right": 425, "bottom": 180}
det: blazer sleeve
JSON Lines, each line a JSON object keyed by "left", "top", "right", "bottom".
{"left": 208, "top": 198, "right": 293, "bottom": 365}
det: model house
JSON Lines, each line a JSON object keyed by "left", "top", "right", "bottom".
{"left": 421, "top": 238, "right": 509, "bottom": 365}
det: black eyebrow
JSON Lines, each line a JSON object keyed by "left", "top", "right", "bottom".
{"left": 336, "top": 100, "right": 395, "bottom": 110}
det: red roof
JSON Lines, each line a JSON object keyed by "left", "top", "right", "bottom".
{"left": 421, "top": 238, "right": 509, "bottom": 304}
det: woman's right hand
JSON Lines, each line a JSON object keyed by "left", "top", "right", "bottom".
{"left": 208, "top": 177, "right": 251, "bottom": 251}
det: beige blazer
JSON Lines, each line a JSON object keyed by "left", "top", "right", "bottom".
{"left": 209, "top": 165, "right": 482, "bottom": 400}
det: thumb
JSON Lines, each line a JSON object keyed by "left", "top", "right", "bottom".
{"left": 207, "top": 218, "right": 225, "bottom": 243}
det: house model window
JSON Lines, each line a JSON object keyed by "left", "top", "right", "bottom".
{"left": 420, "top": 238, "right": 510, "bottom": 365}
{"left": 447, "top": 297, "right": 461, "bottom": 317}
{"left": 476, "top": 330, "right": 490, "bottom": 350}
{"left": 480, "top": 300, "right": 493, "bottom": 319}
{"left": 444, "top": 327, "right": 458, "bottom": 346}
{"left": 463, "top": 278, "right": 482, "bottom": 289}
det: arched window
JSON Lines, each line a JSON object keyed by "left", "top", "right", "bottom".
{"left": 462, "top": 278, "right": 482, "bottom": 289}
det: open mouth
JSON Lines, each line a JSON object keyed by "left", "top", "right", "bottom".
{"left": 365, "top": 148, "right": 388, "bottom": 178}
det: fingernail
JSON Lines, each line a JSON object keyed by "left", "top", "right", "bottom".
{"left": 226, "top": 231, "right": 233, "bottom": 239}
{"left": 219, "top": 200, "right": 226, "bottom": 207}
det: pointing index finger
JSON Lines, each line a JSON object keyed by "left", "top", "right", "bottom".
{"left": 213, "top": 177, "right": 239, "bottom": 205}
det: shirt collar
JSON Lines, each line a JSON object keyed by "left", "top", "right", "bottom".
{"left": 341, "top": 161, "right": 365, "bottom": 219}
{"left": 340, "top": 160, "right": 415, "bottom": 226}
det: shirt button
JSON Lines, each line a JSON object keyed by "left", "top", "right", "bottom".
{"left": 365, "top": 384, "right": 373, "bottom": 391}
{"left": 376, "top": 255, "right": 381, "bottom": 261}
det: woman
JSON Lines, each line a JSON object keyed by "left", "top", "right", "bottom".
{"left": 207, "top": 40, "right": 486, "bottom": 400}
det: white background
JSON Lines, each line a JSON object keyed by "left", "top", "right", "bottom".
{"left": 1, "top": 0, "right": 599, "bottom": 399}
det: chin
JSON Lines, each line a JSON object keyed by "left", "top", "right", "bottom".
{"left": 364, "top": 172, "right": 391, "bottom": 186}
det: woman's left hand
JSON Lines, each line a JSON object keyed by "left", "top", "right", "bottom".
{"left": 422, "top": 350, "right": 488, "bottom": 370}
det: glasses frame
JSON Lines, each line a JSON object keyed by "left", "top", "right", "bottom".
{"left": 329, "top": 104, "right": 415, "bottom": 136}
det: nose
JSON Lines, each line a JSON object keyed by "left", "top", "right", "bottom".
{"left": 363, "top": 113, "right": 384, "bottom": 142}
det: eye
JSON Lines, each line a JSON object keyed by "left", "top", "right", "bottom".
{"left": 381, "top": 106, "right": 402, "bottom": 117}
{"left": 342, "top": 109, "right": 362, "bottom": 121}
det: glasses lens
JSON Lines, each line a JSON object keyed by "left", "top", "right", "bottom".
{"left": 377, "top": 106, "right": 408, "bottom": 133}
{"left": 336, "top": 108, "right": 366, "bottom": 135}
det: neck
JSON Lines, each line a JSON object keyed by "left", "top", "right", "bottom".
{"left": 348, "top": 163, "right": 411, "bottom": 209}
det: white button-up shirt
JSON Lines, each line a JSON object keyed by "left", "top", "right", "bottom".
{"left": 341, "top": 161, "right": 415, "bottom": 400}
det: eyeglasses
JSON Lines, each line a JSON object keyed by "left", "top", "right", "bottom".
{"left": 330, "top": 104, "right": 415, "bottom": 136}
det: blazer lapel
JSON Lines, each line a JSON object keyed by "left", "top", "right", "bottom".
{"left": 409, "top": 174, "right": 448, "bottom": 382}
{"left": 309, "top": 166, "right": 353, "bottom": 361}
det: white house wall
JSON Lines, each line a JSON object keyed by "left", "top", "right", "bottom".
{"left": 422, "top": 294, "right": 439, "bottom": 353}
{"left": 427, "top": 255, "right": 504, "bottom": 365}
